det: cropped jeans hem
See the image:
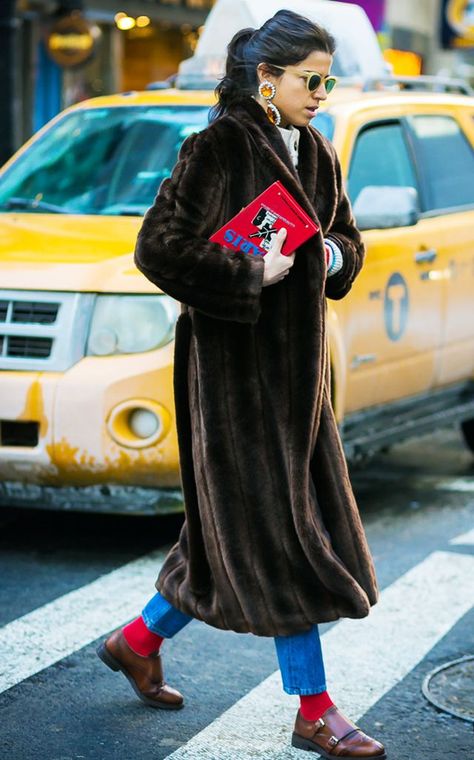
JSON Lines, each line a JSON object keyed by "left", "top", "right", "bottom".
{"left": 142, "top": 591, "right": 193, "bottom": 638}
{"left": 282, "top": 684, "right": 327, "bottom": 696}
{"left": 273, "top": 621, "right": 327, "bottom": 696}
{"left": 141, "top": 591, "right": 327, "bottom": 695}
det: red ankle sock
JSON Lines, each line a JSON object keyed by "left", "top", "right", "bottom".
{"left": 299, "top": 691, "right": 334, "bottom": 721}
{"left": 122, "top": 616, "right": 164, "bottom": 657}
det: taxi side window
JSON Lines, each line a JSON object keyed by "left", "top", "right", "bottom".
{"left": 347, "top": 122, "right": 417, "bottom": 205}
{"left": 408, "top": 115, "right": 474, "bottom": 212}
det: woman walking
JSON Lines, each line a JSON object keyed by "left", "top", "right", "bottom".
{"left": 98, "top": 10, "right": 385, "bottom": 758}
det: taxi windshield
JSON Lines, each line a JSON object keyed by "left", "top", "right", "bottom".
{"left": 0, "top": 106, "right": 210, "bottom": 216}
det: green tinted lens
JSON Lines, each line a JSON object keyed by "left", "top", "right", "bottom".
{"left": 325, "top": 77, "right": 337, "bottom": 94}
{"left": 307, "top": 73, "right": 322, "bottom": 92}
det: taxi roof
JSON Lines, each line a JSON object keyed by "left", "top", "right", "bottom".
{"left": 69, "top": 86, "right": 474, "bottom": 115}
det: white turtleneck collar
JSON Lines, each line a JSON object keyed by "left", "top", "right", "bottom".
{"left": 277, "top": 124, "right": 300, "bottom": 168}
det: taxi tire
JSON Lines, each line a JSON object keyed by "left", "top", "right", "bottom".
{"left": 460, "top": 418, "right": 474, "bottom": 452}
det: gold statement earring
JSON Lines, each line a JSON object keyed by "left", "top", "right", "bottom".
{"left": 258, "top": 80, "right": 281, "bottom": 126}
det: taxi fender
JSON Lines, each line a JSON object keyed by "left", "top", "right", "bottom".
{"left": 326, "top": 303, "right": 347, "bottom": 423}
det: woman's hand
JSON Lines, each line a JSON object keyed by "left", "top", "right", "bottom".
{"left": 262, "top": 228, "right": 295, "bottom": 287}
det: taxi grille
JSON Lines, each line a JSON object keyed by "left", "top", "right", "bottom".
{"left": 0, "top": 290, "right": 95, "bottom": 371}
{"left": 3, "top": 335, "right": 54, "bottom": 358}
{"left": 0, "top": 421, "right": 39, "bottom": 447}
{"left": 10, "top": 301, "right": 60, "bottom": 325}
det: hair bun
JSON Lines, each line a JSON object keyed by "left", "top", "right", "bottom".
{"left": 228, "top": 27, "right": 256, "bottom": 61}
{"left": 218, "top": 76, "right": 240, "bottom": 96}
{"left": 214, "top": 75, "right": 245, "bottom": 112}
{"left": 211, "top": 28, "right": 256, "bottom": 120}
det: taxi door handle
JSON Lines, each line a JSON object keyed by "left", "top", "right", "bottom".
{"left": 351, "top": 354, "right": 377, "bottom": 369}
{"left": 414, "top": 248, "right": 437, "bottom": 264}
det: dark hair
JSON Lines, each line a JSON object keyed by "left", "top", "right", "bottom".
{"left": 209, "top": 10, "right": 336, "bottom": 122}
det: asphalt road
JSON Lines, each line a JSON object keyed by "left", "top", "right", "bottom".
{"left": 0, "top": 424, "right": 473, "bottom": 760}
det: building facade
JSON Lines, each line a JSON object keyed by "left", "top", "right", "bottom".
{"left": 2, "top": 0, "right": 214, "bottom": 163}
{"left": 387, "top": 0, "right": 474, "bottom": 78}
{"left": 2, "top": 0, "right": 474, "bottom": 164}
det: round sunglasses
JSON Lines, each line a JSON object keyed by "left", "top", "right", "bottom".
{"left": 272, "top": 64, "right": 338, "bottom": 94}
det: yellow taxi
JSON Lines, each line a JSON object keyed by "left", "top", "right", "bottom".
{"left": 0, "top": 82, "right": 473, "bottom": 513}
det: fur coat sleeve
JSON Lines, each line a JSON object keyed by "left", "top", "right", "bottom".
{"left": 323, "top": 139, "right": 365, "bottom": 301}
{"left": 134, "top": 129, "right": 265, "bottom": 324}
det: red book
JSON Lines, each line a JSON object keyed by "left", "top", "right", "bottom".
{"left": 210, "top": 180, "right": 319, "bottom": 257}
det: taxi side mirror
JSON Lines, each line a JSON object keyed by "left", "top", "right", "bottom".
{"left": 353, "top": 186, "right": 420, "bottom": 230}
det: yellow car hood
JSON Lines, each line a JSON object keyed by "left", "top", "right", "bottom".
{"left": 0, "top": 213, "right": 159, "bottom": 293}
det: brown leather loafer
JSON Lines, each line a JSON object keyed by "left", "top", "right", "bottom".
{"left": 292, "top": 705, "right": 386, "bottom": 758}
{"left": 96, "top": 628, "right": 184, "bottom": 709}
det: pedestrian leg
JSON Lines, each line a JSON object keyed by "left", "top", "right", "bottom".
{"left": 124, "top": 590, "right": 194, "bottom": 654}
{"left": 97, "top": 591, "right": 194, "bottom": 709}
{"left": 276, "top": 625, "right": 386, "bottom": 757}
{"left": 273, "top": 623, "right": 329, "bottom": 700}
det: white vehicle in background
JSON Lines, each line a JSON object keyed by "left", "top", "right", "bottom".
{"left": 177, "top": 0, "right": 391, "bottom": 88}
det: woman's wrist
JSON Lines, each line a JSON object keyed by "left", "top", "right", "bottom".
{"left": 324, "top": 238, "right": 343, "bottom": 276}
{"left": 324, "top": 242, "right": 334, "bottom": 269}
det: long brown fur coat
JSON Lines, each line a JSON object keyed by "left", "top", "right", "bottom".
{"left": 134, "top": 94, "right": 379, "bottom": 636}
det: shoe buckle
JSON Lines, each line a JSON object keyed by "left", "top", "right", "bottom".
{"left": 328, "top": 735, "right": 339, "bottom": 747}
{"left": 315, "top": 718, "right": 325, "bottom": 731}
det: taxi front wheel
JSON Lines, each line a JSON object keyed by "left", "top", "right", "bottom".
{"left": 460, "top": 419, "right": 474, "bottom": 453}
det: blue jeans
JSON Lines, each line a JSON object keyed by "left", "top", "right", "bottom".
{"left": 142, "top": 591, "right": 327, "bottom": 696}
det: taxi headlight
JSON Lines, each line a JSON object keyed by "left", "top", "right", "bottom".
{"left": 86, "top": 295, "right": 179, "bottom": 356}
{"left": 129, "top": 408, "right": 160, "bottom": 439}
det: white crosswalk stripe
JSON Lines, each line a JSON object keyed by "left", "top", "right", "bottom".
{"left": 0, "top": 527, "right": 472, "bottom": 760}
{"left": 449, "top": 527, "right": 474, "bottom": 545}
{"left": 166, "top": 548, "right": 474, "bottom": 759}
{"left": 435, "top": 477, "right": 474, "bottom": 493}
{"left": 0, "top": 549, "right": 167, "bottom": 694}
